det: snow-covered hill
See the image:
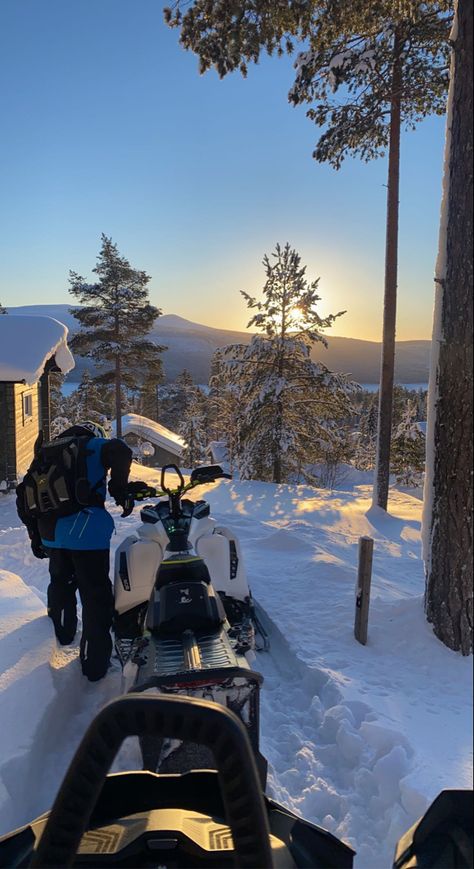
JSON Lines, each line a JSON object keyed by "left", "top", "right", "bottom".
{"left": 0, "top": 472, "right": 471, "bottom": 867}
{"left": 6, "top": 304, "right": 431, "bottom": 384}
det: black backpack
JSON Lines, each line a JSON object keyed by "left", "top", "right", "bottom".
{"left": 22, "top": 435, "right": 104, "bottom": 518}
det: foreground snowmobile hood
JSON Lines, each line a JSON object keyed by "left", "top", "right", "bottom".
{"left": 0, "top": 694, "right": 471, "bottom": 869}
{"left": 3, "top": 782, "right": 352, "bottom": 868}
{"left": 0, "top": 694, "right": 353, "bottom": 869}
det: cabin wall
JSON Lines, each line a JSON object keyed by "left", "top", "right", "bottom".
{"left": 0, "top": 384, "right": 16, "bottom": 484}
{"left": 12, "top": 383, "right": 40, "bottom": 479}
{"left": 154, "top": 446, "right": 183, "bottom": 467}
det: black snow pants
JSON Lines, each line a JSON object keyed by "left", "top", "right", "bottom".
{"left": 47, "top": 549, "right": 113, "bottom": 682}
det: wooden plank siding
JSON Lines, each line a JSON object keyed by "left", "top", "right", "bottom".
{"left": 0, "top": 384, "right": 18, "bottom": 484}
{"left": 12, "top": 383, "right": 41, "bottom": 479}
{"left": 0, "top": 384, "right": 12, "bottom": 483}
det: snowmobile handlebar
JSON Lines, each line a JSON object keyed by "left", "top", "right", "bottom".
{"left": 158, "top": 463, "right": 231, "bottom": 498}
{"left": 122, "top": 466, "right": 231, "bottom": 517}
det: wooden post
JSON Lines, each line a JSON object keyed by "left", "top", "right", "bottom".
{"left": 355, "top": 536, "right": 374, "bottom": 645}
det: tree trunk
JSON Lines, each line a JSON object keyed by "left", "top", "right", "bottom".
{"left": 425, "top": 0, "right": 473, "bottom": 655}
{"left": 373, "top": 35, "right": 403, "bottom": 510}
{"left": 115, "top": 356, "right": 122, "bottom": 438}
{"left": 273, "top": 443, "right": 282, "bottom": 484}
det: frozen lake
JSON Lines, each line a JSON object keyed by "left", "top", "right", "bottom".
{"left": 360, "top": 382, "right": 428, "bottom": 393}
{"left": 62, "top": 381, "right": 429, "bottom": 397}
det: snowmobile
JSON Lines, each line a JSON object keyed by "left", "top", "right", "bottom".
{"left": 113, "top": 464, "right": 268, "bottom": 777}
{"left": 0, "top": 694, "right": 471, "bottom": 869}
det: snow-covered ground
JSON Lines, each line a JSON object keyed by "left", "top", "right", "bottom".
{"left": 0, "top": 467, "right": 472, "bottom": 866}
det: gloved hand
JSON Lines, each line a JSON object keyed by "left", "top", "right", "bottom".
{"left": 31, "top": 537, "right": 48, "bottom": 559}
{"left": 113, "top": 482, "right": 156, "bottom": 518}
{"left": 115, "top": 492, "right": 135, "bottom": 518}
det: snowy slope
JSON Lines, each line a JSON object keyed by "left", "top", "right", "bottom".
{"left": 0, "top": 472, "right": 471, "bottom": 867}
{"left": 7, "top": 304, "right": 431, "bottom": 384}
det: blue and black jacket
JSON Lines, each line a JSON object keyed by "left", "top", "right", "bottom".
{"left": 17, "top": 428, "right": 133, "bottom": 551}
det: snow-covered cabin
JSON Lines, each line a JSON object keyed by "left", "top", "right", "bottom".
{"left": 207, "top": 440, "right": 230, "bottom": 473}
{"left": 111, "top": 413, "right": 185, "bottom": 467}
{"left": 0, "top": 316, "right": 74, "bottom": 486}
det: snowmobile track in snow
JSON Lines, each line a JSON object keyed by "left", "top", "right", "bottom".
{"left": 255, "top": 601, "right": 418, "bottom": 868}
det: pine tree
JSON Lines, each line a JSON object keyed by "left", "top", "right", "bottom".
{"left": 354, "top": 400, "right": 378, "bottom": 470}
{"left": 164, "top": 1, "right": 450, "bottom": 509}
{"left": 391, "top": 399, "right": 425, "bottom": 486}
{"left": 157, "top": 370, "right": 197, "bottom": 430}
{"left": 71, "top": 370, "right": 113, "bottom": 423}
{"left": 179, "top": 389, "right": 208, "bottom": 468}
{"left": 315, "top": 419, "right": 357, "bottom": 488}
{"left": 49, "top": 372, "right": 65, "bottom": 420}
{"left": 156, "top": 383, "right": 179, "bottom": 430}
{"left": 155, "top": 370, "right": 208, "bottom": 463}
{"left": 424, "top": 0, "right": 473, "bottom": 655}
{"left": 48, "top": 372, "right": 74, "bottom": 438}
{"left": 175, "top": 370, "right": 196, "bottom": 401}
{"left": 68, "top": 234, "right": 165, "bottom": 437}
{"left": 139, "top": 374, "right": 161, "bottom": 421}
{"left": 209, "top": 350, "right": 244, "bottom": 472}
{"left": 219, "top": 243, "right": 355, "bottom": 484}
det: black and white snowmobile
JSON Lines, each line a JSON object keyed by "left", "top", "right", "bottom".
{"left": 113, "top": 464, "right": 268, "bottom": 777}
{"left": 1, "top": 693, "right": 471, "bottom": 869}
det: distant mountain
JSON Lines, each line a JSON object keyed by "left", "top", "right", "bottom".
{"left": 6, "top": 304, "right": 431, "bottom": 385}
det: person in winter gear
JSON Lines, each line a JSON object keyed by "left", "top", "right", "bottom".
{"left": 16, "top": 422, "right": 134, "bottom": 682}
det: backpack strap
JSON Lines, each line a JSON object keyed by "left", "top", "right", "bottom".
{"left": 33, "top": 430, "right": 44, "bottom": 459}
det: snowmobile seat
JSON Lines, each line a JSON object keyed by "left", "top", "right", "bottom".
{"left": 155, "top": 555, "right": 212, "bottom": 589}
{"left": 147, "top": 579, "right": 226, "bottom": 635}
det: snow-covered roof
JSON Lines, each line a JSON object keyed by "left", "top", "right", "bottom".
{"left": 0, "top": 315, "right": 75, "bottom": 386}
{"left": 207, "top": 440, "right": 230, "bottom": 473}
{"left": 207, "top": 440, "right": 228, "bottom": 463}
{"left": 112, "top": 413, "right": 186, "bottom": 457}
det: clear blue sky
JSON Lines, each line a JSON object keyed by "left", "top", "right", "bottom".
{"left": 0, "top": 0, "right": 446, "bottom": 340}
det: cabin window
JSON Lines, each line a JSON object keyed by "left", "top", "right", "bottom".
{"left": 22, "top": 392, "right": 33, "bottom": 422}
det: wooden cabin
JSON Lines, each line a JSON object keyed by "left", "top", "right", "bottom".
{"left": 0, "top": 315, "right": 74, "bottom": 488}
{"left": 112, "top": 413, "right": 185, "bottom": 468}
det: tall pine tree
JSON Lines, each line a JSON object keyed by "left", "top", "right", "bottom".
{"left": 164, "top": 1, "right": 451, "bottom": 507}
{"left": 219, "top": 243, "right": 355, "bottom": 484}
{"left": 424, "top": 0, "right": 473, "bottom": 655}
{"left": 69, "top": 234, "right": 165, "bottom": 436}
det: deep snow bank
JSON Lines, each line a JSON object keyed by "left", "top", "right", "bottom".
{"left": 0, "top": 569, "right": 57, "bottom": 832}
